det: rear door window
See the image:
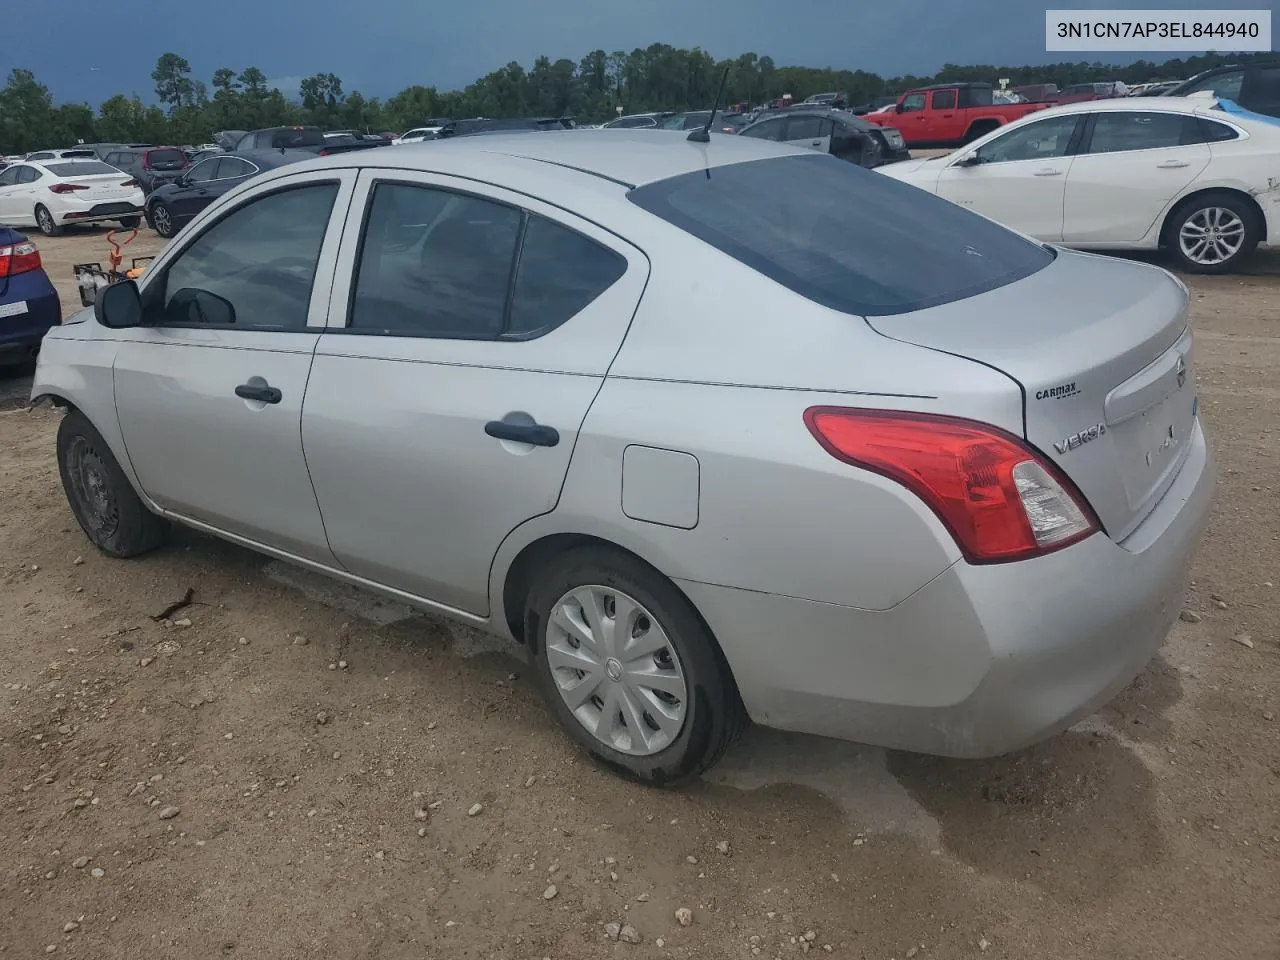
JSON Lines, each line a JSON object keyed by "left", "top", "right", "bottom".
{"left": 931, "top": 89, "right": 957, "bottom": 109}
{"left": 740, "top": 118, "right": 786, "bottom": 141}
{"left": 784, "top": 115, "right": 826, "bottom": 141}
{"left": 628, "top": 153, "right": 1054, "bottom": 317}
{"left": 1085, "top": 112, "right": 1204, "bottom": 152}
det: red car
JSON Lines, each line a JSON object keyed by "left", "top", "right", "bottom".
{"left": 862, "top": 82, "right": 1047, "bottom": 148}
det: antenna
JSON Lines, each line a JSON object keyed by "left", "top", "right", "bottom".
{"left": 688, "top": 66, "right": 731, "bottom": 143}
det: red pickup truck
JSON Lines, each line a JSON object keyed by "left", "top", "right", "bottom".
{"left": 862, "top": 83, "right": 1048, "bottom": 148}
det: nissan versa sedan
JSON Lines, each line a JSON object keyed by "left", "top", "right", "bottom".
{"left": 31, "top": 131, "right": 1213, "bottom": 784}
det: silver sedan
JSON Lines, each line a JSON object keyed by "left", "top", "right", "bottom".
{"left": 32, "top": 130, "right": 1213, "bottom": 784}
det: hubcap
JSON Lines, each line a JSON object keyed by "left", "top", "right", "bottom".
{"left": 66, "top": 437, "right": 119, "bottom": 540}
{"left": 545, "top": 585, "right": 688, "bottom": 756}
{"left": 1179, "top": 206, "right": 1245, "bottom": 265}
{"left": 154, "top": 207, "right": 171, "bottom": 233}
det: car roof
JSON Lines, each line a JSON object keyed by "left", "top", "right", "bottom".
{"left": 906, "top": 82, "right": 993, "bottom": 91}
{"left": 289, "top": 128, "right": 804, "bottom": 189}
{"left": 1021, "top": 95, "right": 1223, "bottom": 118}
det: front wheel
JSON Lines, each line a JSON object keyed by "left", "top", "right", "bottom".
{"left": 56, "top": 410, "right": 167, "bottom": 557}
{"left": 149, "top": 202, "right": 175, "bottom": 238}
{"left": 527, "top": 547, "right": 746, "bottom": 785}
{"left": 35, "top": 205, "right": 62, "bottom": 237}
{"left": 1166, "top": 194, "right": 1259, "bottom": 274}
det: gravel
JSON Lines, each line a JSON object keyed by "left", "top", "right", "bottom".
{"left": 676, "top": 907, "right": 693, "bottom": 927}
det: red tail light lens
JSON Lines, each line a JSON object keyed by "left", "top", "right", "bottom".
{"left": 804, "top": 407, "right": 1098, "bottom": 563}
{"left": 0, "top": 240, "right": 42, "bottom": 277}
{"left": 317, "top": 149, "right": 330, "bottom": 156}
{"left": 49, "top": 183, "right": 89, "bottom": 194}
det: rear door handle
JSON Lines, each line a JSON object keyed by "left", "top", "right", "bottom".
{"left": 1156, "top": 159, "right": 1190, "bottom": 168}
{"left": 1033, "top": 168, "right": 1063, "bottom": 176}
{"left": 484, "top": 420, "right": 559, "bottom": 447}
{"left": 235, "top": 382, "right": 282, "bottom": 404}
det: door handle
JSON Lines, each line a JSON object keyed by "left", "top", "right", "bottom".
{"left": 811, "top": 140, "right": 822, "bottom": 146}
{"left": 1033, "top": 168, "right": 1063, "bottom": 176}
{"left": 484, "top": 420, "right": 559, "bottom": 447}
{"left": 235, "top": 382, "right": 282, "bottom": 404}
{"left": 1156, "top": 160, "right": 1190, "bottom": 169}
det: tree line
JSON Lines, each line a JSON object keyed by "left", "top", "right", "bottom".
{"left": 1, "top": 47, "right": 1272, "bottom": 154}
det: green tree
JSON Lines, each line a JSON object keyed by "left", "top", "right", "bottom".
{"left": 0, "top": 69, "right": 56, "bottom": 153}
{"left": 152, "top": 53, "right": 195, "bottom": 114}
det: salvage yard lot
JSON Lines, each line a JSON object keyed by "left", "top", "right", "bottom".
{"left": 2, "top": 227, "right": 1278, "bottom": 959}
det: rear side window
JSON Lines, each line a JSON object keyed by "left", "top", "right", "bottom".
{"left": 46, "top": 161, "right": 119, "bottom": 177}
{"left": 931, "top": 89, "right": 957, "bottom": 109}
{"left": 1198, "top": 118, "right": 1240, "bottom": 142}
{"left": 628, "top": 153, "right": 1054, "bottom": 317}
{"left": 507, "top": 217, "right": 626, "bottom": 338}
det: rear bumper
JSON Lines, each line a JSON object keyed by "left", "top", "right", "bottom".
{"left": 56, "top": 200, "right": 145, "bottom": 225}
{"left": 0, "top": 277, "right": 61, "bottom": 361}
{"left": 681, "top": 418, "right": 1214, "bottom": 757}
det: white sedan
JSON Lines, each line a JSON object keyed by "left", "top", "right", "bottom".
{"left": 0, "top": 159, "right": 145, "bottom": 236}
{"left": 878, "top": 96, "right": 1280, "bottom": 272}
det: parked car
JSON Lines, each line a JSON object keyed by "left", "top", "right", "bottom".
{"left": 100, "top": 146, "right": 189, "bottom": 194}
{"left": 801, "top": 92, "right": 845, "bottom": 107}
{"left": 436, "top": 117, "right": 577, "bottom": 138}
{"left": 393, "top": 126, "right": 444, "bottom": 144}
{"left": 213, "top": 131, "right": 248, "bottom": 151}
{"left": 24, "top": 148, "right": 100, "bottom": 161}
{"left": 233, "top": 126, "right": 389, "bottom": 156}
{"left": 1137, "top": 81, "right": 1184, "bottom": 97}
{"left": 0, "top": 227, "right": 60, "bottom": 367}
{"left": 31, "top": 129, "right": 1212, "bottom": 783}
{"left": 145, "top": 150, "right": 307, "bottom": 238}
{"left": 1012, "top": 83, "right": 1060, "bottom": 103}
{"left": 660, "top": 111, "right": 747, "bottom": 134}
{"left": 848, "top": 96, "right": 899, "bottom": 115}
{"left": 862, "top": 83, "right": 1049, "bottom": 146}
{"left": 738, "top": 107, "right": 909, "bottom": 166}
{"left": 0, "top": 159, "right": 144, "bottom": 236}
{"left": 878, "top": 96, "right": 1275, "bottom": 273}
{"left": 602, "top": 112, "right": 674, "bottom": 129}
{"left": 1166, "top": 60, "right": 1280, "bottom": 117}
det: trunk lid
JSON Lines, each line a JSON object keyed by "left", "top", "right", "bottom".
{"left": 64, "top": 174, "right": 138, "bottom": 199}
{"left": 864, "top": 249, "right": 1195, "bottom": 541}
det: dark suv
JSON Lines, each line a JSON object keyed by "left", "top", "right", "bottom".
{"left": 101, "top": 146, "right": 189, "bottom": 194}
{"left": 1167, "top": 61, "right": 1280, "bottom": 117}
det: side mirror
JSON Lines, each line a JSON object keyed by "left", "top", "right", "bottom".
{"left": 894, "top": 103, "right": 905, "bottom": 113}
{"left": 953, "top": 153, "right": 983, "bottom": 167}
{"left": 94, "top": 280, "right": 143, "bottom": 329}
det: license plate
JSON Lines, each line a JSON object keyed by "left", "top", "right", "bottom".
{"left": 0, "top": 300, "right": 28, "bottom": 319}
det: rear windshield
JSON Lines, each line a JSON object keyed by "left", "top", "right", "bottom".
{"left": 47, "top": 161, "right": 119, "bottom": 177}
{"left": 628, "top": 153, "right": 1054, "bottom": 317}
{"left": 60, "top": 150, "right": 98, "bottom": 158}
{"left": 270, "top": 129, "right": 325, "bottom": 148}
{"left": 146, "top": 148, "right": 186, "bottom": 166}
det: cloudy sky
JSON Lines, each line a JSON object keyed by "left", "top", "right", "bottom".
{"left": 11, "top": 0, "right": 1277, "bottom": 104}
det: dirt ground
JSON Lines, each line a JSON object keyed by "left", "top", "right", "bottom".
{"left": 1, "top": 226, "right": 1278, "bottom": 959}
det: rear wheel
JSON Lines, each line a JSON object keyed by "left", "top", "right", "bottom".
{"left": 149, "top": 202, "right": 175, "bottom": 238}
{"left": 118, "top": 216, "right": 141, "bottom": 230}
{"left": 527, "top": 546, "right": 746, "bottom": 785}
{"left": 963, "top": 121, "right": 999, "bottom": 144}
{"left": 1166, "top": 193, "right": 1259, "bottom": 274}
{"left": 56, "top": 410, "right": 167, "bottom": 557}
{"left": 35, "top": 205, "right": 62, "bottom": 237}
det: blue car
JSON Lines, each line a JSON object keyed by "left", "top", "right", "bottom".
{"left": 0, "top": 225, "right": 61, "bottom": 367}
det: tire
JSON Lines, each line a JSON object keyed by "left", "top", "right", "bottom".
{"left": 35, "top": 205, "right": 62, "bottom": 237}
{"left": 527, "top": 546, "right": 746, "bottom": 785}
{"left": 1164, "top": 192, "right": 1259, "bottom": 274}
{"left": 963, "top": 122, "right": 998, "bottom": 144}
{"left": 118, "top": 216, "right": 141, "bottom": 230}
{"left": 149, "top": 202, "right": 175, "bottom": 238}
{"left": 56, "top": 410, "right": 167, "bottom": 558}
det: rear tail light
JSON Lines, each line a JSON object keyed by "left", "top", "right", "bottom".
{"left": 49, "top": 183, "right": 89, "bottom": 194}
{"left": 121, "top": 178, "right": 139, "bottom": 187}
{"left": 318, "top": 149, "right": 330, "bottom": 156}
{"left": 0, "top": 240, "right": 42, "bottom": 277}
{"left": 804, "top": 407, "right": 1098, "bottom": 563}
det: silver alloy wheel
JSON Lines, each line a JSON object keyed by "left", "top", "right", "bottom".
{"left": 545, "top": 585, "right": 688, "bottom": 756}
{"left": 1179, "top": 206, "right": 1246, "bottom": 266}
{"left": 37, "top": 207, "right": 54, "bottom": 234}
{"left": 152, "top": 204, "right": 172, "bottom": 236}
